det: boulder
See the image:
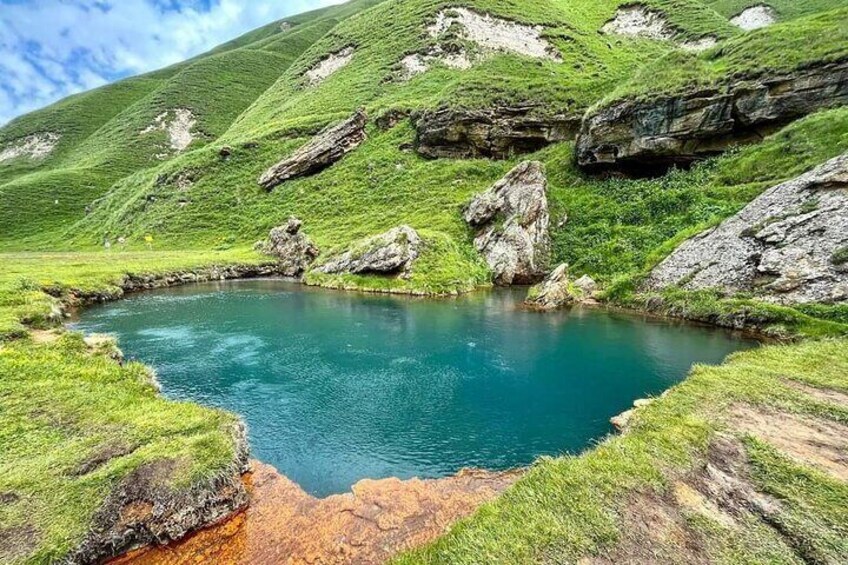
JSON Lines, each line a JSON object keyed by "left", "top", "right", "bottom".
{"left": 644, "top": 153, "right": 848, "bottom": 304}
{"left": 261, "top": 217, "right": 320, "bottom": 277}
{"left": 314, "top": 226, "right": 422, "bottom": 278}
{"left": 414, "top": 106, "right": 580, "bottom": 160}
{"left": 259, "top": 110, "right": 367, "bottom": 190}
{"left": 464, "top": 161, "right": 551, "bottom": 285}
{"left": 576, "top": 62, "right": 848, "bottom": 173}
{"left": 526, "top": 265, "right": 597, "bottom": 310}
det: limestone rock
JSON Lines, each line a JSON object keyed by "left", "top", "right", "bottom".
{"left": 730, "top": 5, "right": 777, "bottom": 31}
{"left": 574, "top": 274, "right": 598, "bottom": 295}
{"left": 576, "top": 62, "right": 848, "bottom": 172}
{"left": 259, "top": 110, "right": 367, "bottom": 190}
{"left": 315, "top": 226, "right": 422, "bottom": 278}
{"left": 415, "top": 106, "right": 579, "bottom": 160}
{"left": 644, "top": 153, "right": 848, "bottom": 304}
{"left": 261, "top": 217, "right": 320, "bottom": 277}
{"left": 600, "top": 5, "right": 718, "bottom": 52}
{"left": 465, "top": 161, "right": 550, "bottom": 285}
{"left": 0, "top": 132, "right": 60, "bottom": 163}
{"left": 305, "top": 46, "right": 355, "bottom": 86}
{"left": 526, "top": 264, "right": 577, "bottom": 310}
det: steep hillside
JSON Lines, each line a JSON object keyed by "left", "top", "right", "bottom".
{"left": 1, "top": 1, "right": 847, "bottom": 563}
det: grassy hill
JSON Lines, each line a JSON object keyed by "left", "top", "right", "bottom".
{"left": 1, "top": 0, "right": 847, "bottom": 563}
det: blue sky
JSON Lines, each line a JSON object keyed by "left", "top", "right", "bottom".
{"left": 0, "top": 0, "right": 340, "bottom": 125}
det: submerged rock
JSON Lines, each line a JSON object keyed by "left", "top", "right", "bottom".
{"left": 259, "top": 110, "right": 367, "bottom": 190}
{"left": 526, "top": 264, "right": 598, "bottom": 310}
{"left": 644, "top": 153, "right": 848, "bottom": 304}
{"left": 576, "top": 62, "right": 848, "bottom": 172}
{"left": 314, "top": 226, "right": 422, "bottom": 278}
{"left": 415, "top": 106, "right": 579, "bottom": 160}
{"left": 261, "top": 217, "right": 320, "bottom": 277}
{"left": 464, "top": 161, "right": 550, "bottom": 285}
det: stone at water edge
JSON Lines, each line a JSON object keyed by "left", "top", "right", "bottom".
{"left": 464, "top": 161, "right": 551, "bottom": 285}
{"left": 314, "top": 225, "right": 422, "bottom": 278}
{"left": 261, "top": 217, "right": 320, "bottom": 277}
{"left": 644, "top": 153, "right": 848, "bottom": 304}
{"left": 526, "top": 264, "right": 598, "bottom": 310}
{"left": 258, "top": 110, "right": 367, "bottom": 190}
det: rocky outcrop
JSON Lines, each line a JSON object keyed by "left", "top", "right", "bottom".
{"left": 259, "top": 110, "right": 367, "bottom": 190}
{"left": 0, "top": 132, "right": 60, "bottom": 163}
{"left": 66, "top": 424, "right": 250, "bottom": 565}
{"left": 314, "top": 226, "right": 422, "bottom": 278}
{"left": 526, "top": 264, "right": 598, "bottom": 310}
{"left": 114, "top": 461, "right": 520, "bottom": 565}
{"left": 730, "top": 5, "right": 777, "bottom": 31}
{"left": 645, "top": 153, "right": 848, "bottom": 304}
{"left": 260, "top": 217, "right": 320, "bottom": 277}
{"left": 464, "top": 161, "right": 550, "bottom": 285}
{"left": 576, "top": 62, "right": 848, "bottom": 172}
{"left": 414, "top": 106, "right": 580, "bottom": 160}
{"left": 141, "top": 109, "right": 196, "bottom": 156}
{"left": 601, "top": 5, "right": 717, "bottom": 52}
{"left": 305, "top": 46, "right": 355, "bottom": 86}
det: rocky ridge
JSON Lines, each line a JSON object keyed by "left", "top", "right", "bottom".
{"left": 259, "top": 110, "right": 367, "bottom": 190}
{"left": 645, "top": 153, "right": 848, "bottom": 304}
{"left": 414, "top": 105, "right": 579, "bottom": 160}
{"left": 464, "top": 161, "right": 550, "bottom": 285}
{"left": 577, "top": 61, "right": 848, "bottom": 172}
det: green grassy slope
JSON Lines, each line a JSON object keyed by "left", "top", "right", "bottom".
{"left": 0, "top": 0, "right": 379, "bottom": 249}
{"left": 702, "top": 0, "right": 846, "bottom": 21}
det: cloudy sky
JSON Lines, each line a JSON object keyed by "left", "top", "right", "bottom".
{"left": 0, "top": 0, "right": 339, "bottom": 125}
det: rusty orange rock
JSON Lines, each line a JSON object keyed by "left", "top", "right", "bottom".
{"left": 113, "top": 461, "right": 520, "bottom": 565}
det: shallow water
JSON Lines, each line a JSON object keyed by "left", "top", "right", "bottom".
{"left": 75, "top": 280, "right": 756, "bottom": 497}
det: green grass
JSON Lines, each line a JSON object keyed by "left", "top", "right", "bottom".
{"left": 0, "top": 333, "right": 244, "bottom": 564}
{"left": 702, "top": 0, "right": 846, "bottom": 21}
{"left": 598, "top": 7, "right": 848, "bottom": 106}
{"left": 395, "top": 338, "right": 848, "bottom": 564}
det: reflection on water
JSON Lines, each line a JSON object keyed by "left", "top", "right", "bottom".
{"left": 75, "top": 280, "right": 756, "bottom": 497}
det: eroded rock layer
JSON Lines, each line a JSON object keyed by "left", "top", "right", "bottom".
{"left": 415, "top": 106, "right": 579, "bottom": 160}
{"left": 645, "top": 153, "right": 848, "bottom": 304}
{"left": 577, "top": 62, "right": 848, "bottom": 172}
{"left": 113, "top": 461, "right": 519, "bottom": 565}
{"left": 70, "top": 424, "right": 250, "bottom": 565}
{"left": 259, "top": 110, "right": 367, "bottom": 190}
{"left": 464, "top": 161, "right": 550, "bottom": 285}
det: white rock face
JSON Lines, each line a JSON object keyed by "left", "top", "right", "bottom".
{"left": 398, "top": 48, "right": 474, "bottom": 80}
{"left": 428, "top": 8, "right": 562, "bottom": 62}
{"left": 730, "top": 5, "right": 777, "bottom": 31}
{"left": 0, "top": 133, "right": 60, "bottom": 163}
{"left": 645, "top": 154, "right": 848, "bottom": 304}
{"left": 141, "top": 109, "right": 196, "bottom": 154}
{"left": 602, "top": 5, "right": 676, "bottom": 40}
{"left": 305, "top": 47, "right": 355, "bottom": 86}
{"left": 602, "top": 5, "right": 717, "bottom": 52}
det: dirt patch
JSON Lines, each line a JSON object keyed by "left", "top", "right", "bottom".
{"left": 783, "top": 379, "right": 848, "bottom": 408}
{"left": 729, "top": 405, "right": 848, "bottom": 481}
{"left": 30, "top": 329, "right": 62, "bottom": 344}
{"left": 141, "top": 109, "right": 197, "bottom": 154}
{"left": 305, "top": 47, "right": 355, "bottom": 86}
{"left": 71, "top": 441, "right": 139, "bottom": 477}
{"left": 428, "top": 8, "right": 562, "bottom": 61}
{"left": 602, "top": 5, "right": 675, "bottom": 40}
{"left": 580, "top": 489, "right": 710, "bottom": 564}
{"left": 730, "top": 5, "right": 777, "bottom": 31}
{"left": 0, "top": 133, "right": 60, "bottom": 164}
{"left": 601, "top": 6, "right": 716, "bottom": 52}
{"left": 0, "top": 523, "right": 39, "bottom": 563}
{"left": 114, "top": 461, "right": 520, "bottom": 565}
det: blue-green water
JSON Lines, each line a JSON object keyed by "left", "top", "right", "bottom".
{"left": 75, "top": 280, "right": 755, "bottom": 497}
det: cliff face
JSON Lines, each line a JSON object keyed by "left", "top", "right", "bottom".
{"left": 645, "top": 153, "right": 848, "bottom": 304}
{"left": 577, "top": 62, "right": 848, "bottom": 173}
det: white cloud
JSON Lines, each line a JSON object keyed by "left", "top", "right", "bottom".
{"left": 0, "top": 0, "right": 342, "bottom": 127}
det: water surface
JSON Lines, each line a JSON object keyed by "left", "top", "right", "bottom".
{"left": 76, "top": 280, "right": 755, "bottom": 496}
